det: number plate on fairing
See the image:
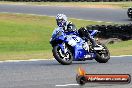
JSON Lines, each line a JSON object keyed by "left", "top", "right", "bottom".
{"left": 66, "top": 35, "right": 81, "bottom": 46}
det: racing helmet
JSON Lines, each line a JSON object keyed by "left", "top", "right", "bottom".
{"left": 56, "top": 14, "right": 68, "bottom": 27}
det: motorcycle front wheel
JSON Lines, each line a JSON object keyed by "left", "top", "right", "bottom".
{"left": 53, "top": 45, "right": 73, "bottom": 65}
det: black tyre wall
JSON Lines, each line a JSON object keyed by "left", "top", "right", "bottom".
{"left": 86, "top": 24, "right": 132, "bottom": 40}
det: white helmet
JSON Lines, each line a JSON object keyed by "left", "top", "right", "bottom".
{"left": 56, "top": 14, "right": 68, "bottom": 27}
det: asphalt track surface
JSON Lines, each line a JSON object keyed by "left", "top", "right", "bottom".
{"left": 0, "top": 4, "right": 132, "bottom": 88}
{"left": 0, "top": 4, "right": 131, "bottom": 23}
{"left": 0, "top": 56, "right": 132, "bottom": 88}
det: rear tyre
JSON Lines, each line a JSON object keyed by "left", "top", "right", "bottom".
{"left": 53, "top": 45, "right": 73, "bottom": 65}
{"left": 95, "top": 44, "right": 110, "bottom": 63}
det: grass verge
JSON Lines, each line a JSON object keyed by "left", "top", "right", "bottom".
{"left": 108, "top": 40, "right": 132, "bottom": 56}
{"left": 0, "top": 1, "right": 132, "bottom": 9}
{"left": 0, "top": 13, "right": 131, "bottom": 60}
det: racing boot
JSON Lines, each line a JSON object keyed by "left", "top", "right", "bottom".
{"left": 89, "top": 38, "right": 104, "bottom": 50}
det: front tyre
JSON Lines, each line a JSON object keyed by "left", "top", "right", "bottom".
{"left": 95, "top": 44, "right": 110, "bottom": 63}
{"left": 53, "top": 45, "right": 73, "bottom": 65}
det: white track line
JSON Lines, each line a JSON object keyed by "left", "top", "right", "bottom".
{"left": 111, "top": 55, "right": 132, "bottom": 57}
{"left": 0, "top": 55, "right": 131, "bottom": 63}
{"left": 0, "top": 58, "right": 54, "bottom": 63}
{"left": 56, "top": 83, "right": 79, "bottom": 87}
{"left": 0, "top": 12, "right": 113, "bottom": 24}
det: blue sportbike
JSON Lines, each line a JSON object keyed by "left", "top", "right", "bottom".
{"left": 50, "top": 27, "right": 110, "bottom": 65}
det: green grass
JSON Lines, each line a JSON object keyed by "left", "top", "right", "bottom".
{"left": 0, "top": 14, "right": 54, "bottom": 52}
{"left": 107, "top": 40, "right": 132, "bottom": 55}
{"left": 1, "top": 1, "right": 132, "bottom": 8}
{"left": 0, "top": 13, "right": 131, "bottom": 60}
{"left": 0, "top": 13, "right": 113, "bottom": 60}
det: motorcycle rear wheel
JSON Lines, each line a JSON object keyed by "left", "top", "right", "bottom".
{"left": 95, "top": 44, "right": 110, "bottom": 63}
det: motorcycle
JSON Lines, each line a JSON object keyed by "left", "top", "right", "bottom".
{"left": 127, "top": 7, "right": 132, "bottom": 19}
{"left": 50, "top": 27, "right": 110, "bottom": 65}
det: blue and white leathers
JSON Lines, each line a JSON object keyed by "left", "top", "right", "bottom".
{"left": 50, "top": 27, "right": 97, "bottom": 61}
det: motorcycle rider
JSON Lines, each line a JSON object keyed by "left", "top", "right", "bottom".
{"left": 56, "top": 14, "right": 77, "bottom": 35}
{"left": 55, "top": 14, "right": 100, "bottom": 49}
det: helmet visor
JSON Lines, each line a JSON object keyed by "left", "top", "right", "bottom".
{"left": 56, "top": 19, "right": 64, "bottom": 27}
{"left": 56, "top": 19, "right": 63, "bottom": 23}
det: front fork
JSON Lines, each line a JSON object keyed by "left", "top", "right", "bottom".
{"left": 58, "top": 43, "right": 68, "bottom": 54}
